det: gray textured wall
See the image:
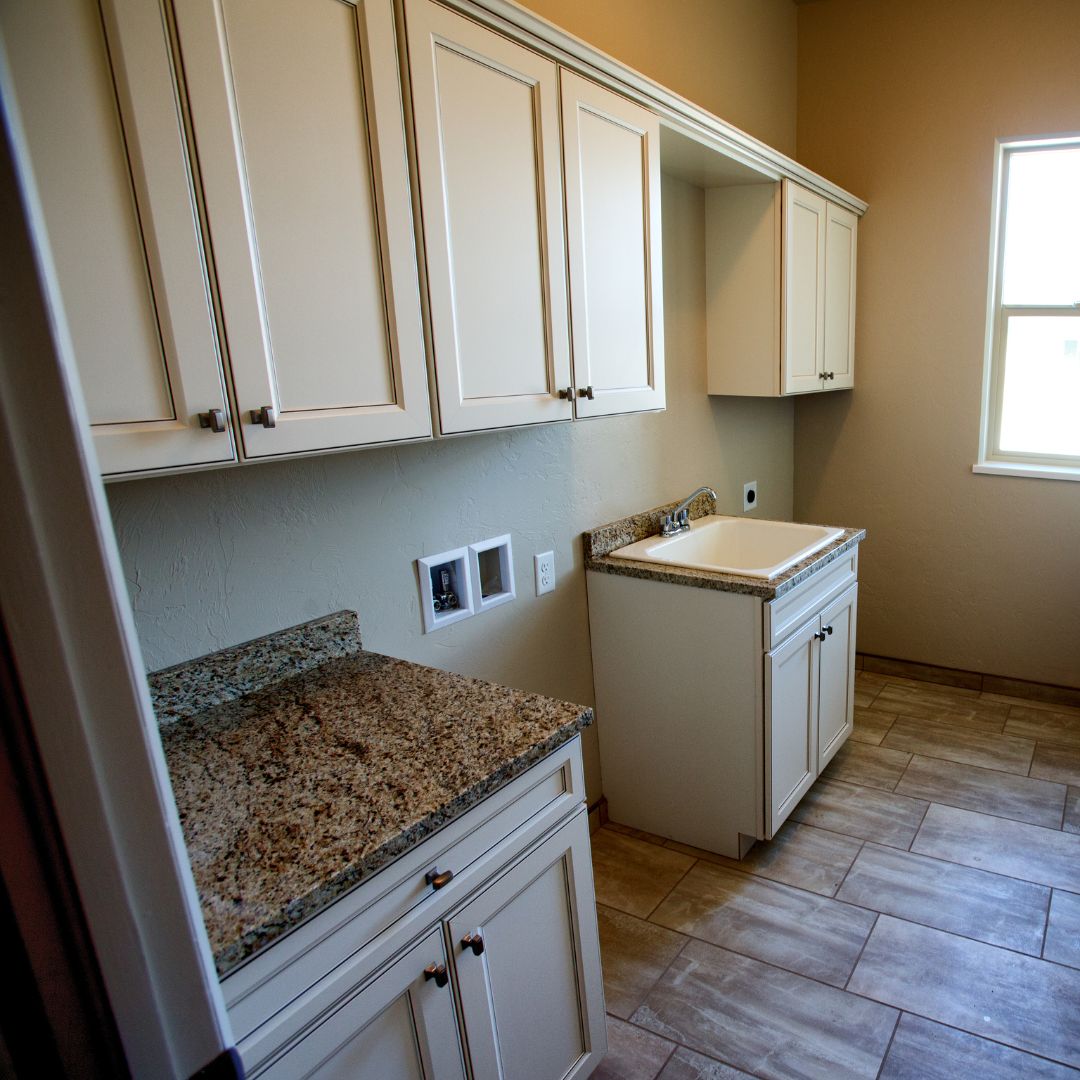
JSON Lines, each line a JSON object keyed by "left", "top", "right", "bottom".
{"left": 108, "top": 176, "right": 796, "bottom": 800}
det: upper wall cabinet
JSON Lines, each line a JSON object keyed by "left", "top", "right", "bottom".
{"left": 706, "top": 179, "right": 857, "bottom": 396}
{"left": 405, "top": 0, "right": 664, "bottom": 433}
{"left": 561, "top": 72, "right": 665, "bottom": 418}
{"left": 173, "top": 0, "right": 432, "bottom": 458}
{"left": 2, "top": 0, "right": 235, "bottom": 476}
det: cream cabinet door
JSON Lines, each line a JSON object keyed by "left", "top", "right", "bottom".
{"left": 781, "top": 180, "right": 827, "bottom": 395}
{"left": 816, "top": 583, "right": 857, "bottom": 771}
{"left": 765, "top": 616, "right": 820, "bottom": 837}
{"left": 823, "top": 201, "right": 857, "bottom": 390}
{"left": 448, "top": 810, "right": 606, "bottom": 1080}
{"left": 1, "top": 0, "right": 235, "bottom": 476}
{"left": 561, "top": 72, "right": 664, "bottom": 418}
{"left": 406, "top": 0, "right": 573, "bottom": 434}
{"left": 174, "top": 0, "right": 431, "bottom": 459}
{"left": 260, "top": 928, "right": 465, "bottom": 1080}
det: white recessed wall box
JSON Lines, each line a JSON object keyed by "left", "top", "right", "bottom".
{"left": 469, "top": 535, "right": 516, "bottom": 613}
{"left": 417, "top": 547, "right": 475, "bottom": 633}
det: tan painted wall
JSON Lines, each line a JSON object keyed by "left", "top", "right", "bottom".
{"left": 520, "top": 0, "right": 797, "bottom": 155}
{"left": 794, "top": 0, "right": 1080, "bottom": 688}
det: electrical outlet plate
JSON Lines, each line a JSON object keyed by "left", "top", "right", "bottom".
{"left": 743, "top": 481, "right": 759, "bottom": 513}
{"left": 469, "top": 534, "right": 515, "bottom": 613}
{"left": 416, "top": 548, "right": 475, "bottom": 633}
{"left": 534, "top": 551, "right": 555, "bottom": 595}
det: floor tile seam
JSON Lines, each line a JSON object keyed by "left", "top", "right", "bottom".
{"left": 881, "top": 1009, "right": 1080, "bottom": 1076}
{"left": 902, "top": 748, "right": 1070, "bottom": 791}
{"left": 815, "top": 773, "right": 930, "bottom": 812}
{"left": 908, "top": 799, "right": 932, "bottom": 851}
{"left": 879, "top": 740, "right": 1034, "bottom": 778}
{"left": 1041, "top": 889, "right": 1053, "bottom": 961}
{"left": 842, "top": 910, "right": 880, "bottom": 991}
{"left": 1029, "top": 733, "right": 1080, "bottom": 755}
{"left": 872, "top": 1008, "right": 903, "bottom": 1080}
{"left": 877, "top": 672, "right": 984, "bottom": 697}
{"left": 881, "top": 708, "right": 1025, "bottom": 739}
{"left": 917, "top": 798, "right": 1080, "bottom": 847}
{"left": 896, "top": 788, "right": 1067, "bottom": 832}
{"left": 614, "top": 1014, "right": 767, "bottom": 1080}
{"left": 831, "top": 836, "right": 867, "bottom": 896}
{"left": 643, "top": 859, "right": 699, "bottom": 923}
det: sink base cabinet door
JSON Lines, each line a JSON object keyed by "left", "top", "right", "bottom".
{"left": 260, "top": 928, "right": 465, "bottom": 1080}
{"left": 449, "top": 810, "right": 606, "bottom": 1080}
{"left": 817, "top": 583, "right": 858, "bottom": 771}
{"left": 765, "top": 619, "right": 819, "bottom": 837}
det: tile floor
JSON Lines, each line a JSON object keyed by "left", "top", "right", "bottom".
{"left": 590, "top": 670, "right": 1080, "bottom": 1079}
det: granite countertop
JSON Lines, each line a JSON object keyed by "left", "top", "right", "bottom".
{"left": 584, "top": 496, "right": 865, "bottom": 600}
{"left": 151, "top": 612, "right": 593, "bottom": 977}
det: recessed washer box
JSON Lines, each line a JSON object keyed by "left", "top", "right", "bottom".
{"left": 417, "top": 548, "right": 475, "bottom": 633}
{"left": 469, "top": 535, "right": 515, "bottom": 612}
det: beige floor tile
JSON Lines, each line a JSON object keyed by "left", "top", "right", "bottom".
{"left": 878, "top": 674, "right": 983, "bottom": 698}
{"left": 854, "top": 687, "right": 878, "bottom": 709}
{"left": 669, "top": 820, "right": 862, "bottom": 897}
{"left": 633, "top": 939, "right": 898, "bottom": 1079}
{"left": 790, "top": 778, "right": 928, "bottom": 848}
{"left": 1066, "top": 788, "right": 1080, "bottom": 835}
{"left": 879, "top": 1013, "right": 1080, "bottom": 1080}
{"left": 1044, "top": 890, "right": 1080, "bottom": 972}
{"left": 820, "top": 741, "right": 911, "bottom": 791}
{"left": 848, "top": 916, "right": 1080, "bottom": 1067}
{"left": 882, "top": 716, "right": 1034, "bottom": 774}
{"left": 855, "top": 670, "right": 891, "bottom": 689}
{"left": 593, "top": 1016, "right": 676, "bottom": 1080}
{"left": 861, "top": 657, "right": 981, "bottom": 691}
{"left": 1006, "top": 705, "right": 1080, "bottom": 750}
{"left": 912, "top": 804, "right": 1080, "bottom": 892}
{"left": 596, "top": 905, "right": 688, "bottom": 1020}
{"left": 657, "top": 1047, "right": 754, "bottom": 1079}
{"left": 849, "top": 707, "right": 896, "bottom": 746}
{"left": 983, "top": 676, "right": 1080, "bottom": 712}
{"left": 836, "top": 842, "right": 1050, "bottom": 954}
{"left": 650, "top": 861, "right": 876, "bottom": 987}
{"left": 895, "top": 754, "right": 1066, "bottom": 828}
{"left": 591, "top": 828, "right": 695, "bottom": 917}
{"left": 871, "top": 683, "right": 1007, "bottom": 732}
{"left": 984, "top": 691, "right": 1080, "bottom": 716}
{"left": 606, "top": 820, "right": 671, "bottom": 847}
{"left": 1030, "top": 743, "right": 1080, "bottom": 788}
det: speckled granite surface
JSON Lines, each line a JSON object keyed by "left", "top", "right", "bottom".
{"left": 584, "top": 502, "right": 865, "bottom": 600}
{"left": 153, "top": 614, "right": 592, "bottom": 976}
{"left": 149, "top": 611, "right": 362, "bottom": 724}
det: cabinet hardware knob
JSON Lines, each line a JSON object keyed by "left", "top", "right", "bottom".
{"left": 425, "top": 867, "right": 454, "bottom": 890}
{"left": 461, "top": 932, "right": 485, "bottom": 956}
{"left": 558, "top": 387, "right": 574, "bottom": 400}
{"left": 198, "top": 408, "right": 227, "bottom": 433}
{"left": 818, "top": 371, "right": 827, "bottom": 379}
{"left": 814, "top": 631, "right": 828, "bottom": 641}
{"left": 251, "top": 405, "right": 277, "bottom": 428}
{"left": 423, "top": 963, "right": 449, "bottom": 988}
{"left": 823, "top": 624, "right": 834, "bottom": 635}
{"left": 826, "top": 371, "right": 835, "bottom": 380}
{"left": 578, "top": 385, "right": 595, "bottom": 400}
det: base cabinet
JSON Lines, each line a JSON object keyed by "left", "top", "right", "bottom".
{"left": 228, "top": 739, "right": 605, "bottom": 1079}
{"left": 587, "top": 547, "right": 859, "bottom": 858}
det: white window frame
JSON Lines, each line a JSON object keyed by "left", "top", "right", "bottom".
{"left": 974, "top": 133, "right": 1080, "bottom": 481}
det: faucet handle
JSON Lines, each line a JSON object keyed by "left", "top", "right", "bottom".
{"left": 676, "top": 509, "right": 689, "bottom": 528}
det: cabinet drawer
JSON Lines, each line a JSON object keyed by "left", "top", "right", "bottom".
{"left": 225, "top": 737, "right": 585, "bottom": 1048}
{"left": 765, "top": 548, "right": 857, "bottom": 650}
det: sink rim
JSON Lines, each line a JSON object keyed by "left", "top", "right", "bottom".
{"left": 608, "top": 514, "right": 845, "bottom": 579}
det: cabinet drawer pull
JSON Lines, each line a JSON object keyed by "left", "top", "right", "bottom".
{"left": 425, "top": 867, "right": 454, "bottom": 890}
{"left": 557, "top": 386, "right": 574, "bottom": 400}
{"left": 250, "top": 405, "right": 277, "bottom": 428}
{"left": 423, "top": 963, "right": 449, "bottom": 988}
{"left": 461, "top": 932, "right": 485, "bottom": 956}
{"left": 198, "top": 408, "right": 227, "bottom": 433}
{"left": 578, "top": 385, "right": 595, "bottom": 400}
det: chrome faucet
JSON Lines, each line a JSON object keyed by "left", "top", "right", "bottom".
{"left": 660, "top": 485, "right": 717, "bottom": 537}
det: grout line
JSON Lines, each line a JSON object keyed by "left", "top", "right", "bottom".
{"left": 643, "top": 858, "right": 697, "bottom": 922}
{"left": 908, "top": 799, "right": 932, "bottom": 850}
{"left": 832, "top": 838, "right": 866, "bottom": 896}
{"left": 873, "top": 1008, "right": 903, "bottom": 1080}
{"left": 1041, "top": 889, "right": 1053, "bottom": 959}
{"left": 843, "top": 911, "right": 879, "bottom": 991}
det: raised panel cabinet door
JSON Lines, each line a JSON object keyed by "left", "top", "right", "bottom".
{"left": 765, "top": 617, "right": 820, "bottom": 836}
{"left": 260, "top": 928, "right": 466, "bottom": 1080}
{"left": 174, "top": 0, "right": 431, "bottom": 459}
{"left": 405, "top": 0, "right": 573, "bottom": 434}
{"left": 781, "top": 180, "right": 827, "bottom": 395}
{"left": 448, "top": 809, "right": 606, "bottom": 1080}
{"left": 560, "top": 71, "right": 664, "bottom": 418}
{"left": 816, "top": 582, "right": 858, "bottom": 771}
{"left": 1, "top": 0, "right": 234, "bottom": 476}
{"left": 823, "top": 201, "right": 857, "bottom": 389}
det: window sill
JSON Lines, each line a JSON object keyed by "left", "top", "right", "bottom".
{"left": 972, "top": 461, "right": 1080, "bottom": 482}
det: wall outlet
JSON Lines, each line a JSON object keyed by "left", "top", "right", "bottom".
{"left": 534, "top": 551, "right": 555, "bottom": 595}
{"left": 743, "top": 481, "right": 759, "bottom": 512}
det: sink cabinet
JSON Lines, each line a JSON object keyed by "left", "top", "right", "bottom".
{"left": 223, "top": 737, "right": 606, "bottom": 1078}
{"left": 587, "top": 547, "right": 859, "bottom": 857}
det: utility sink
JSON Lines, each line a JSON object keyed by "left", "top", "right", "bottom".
{"left": 609, "top": 515, "right": 844, "bottom": 579}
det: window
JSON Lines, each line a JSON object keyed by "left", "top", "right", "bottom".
{"left": 976, "top": 135, "right": 1080, "bottom": 479}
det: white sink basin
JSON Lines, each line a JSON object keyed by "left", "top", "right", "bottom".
{"left": 610, "top": 515, "right": 844, "bottom": 579}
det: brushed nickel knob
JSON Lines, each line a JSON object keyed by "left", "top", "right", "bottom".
{"left": 198, "top": 408, "right": 226, "bottom": 433}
